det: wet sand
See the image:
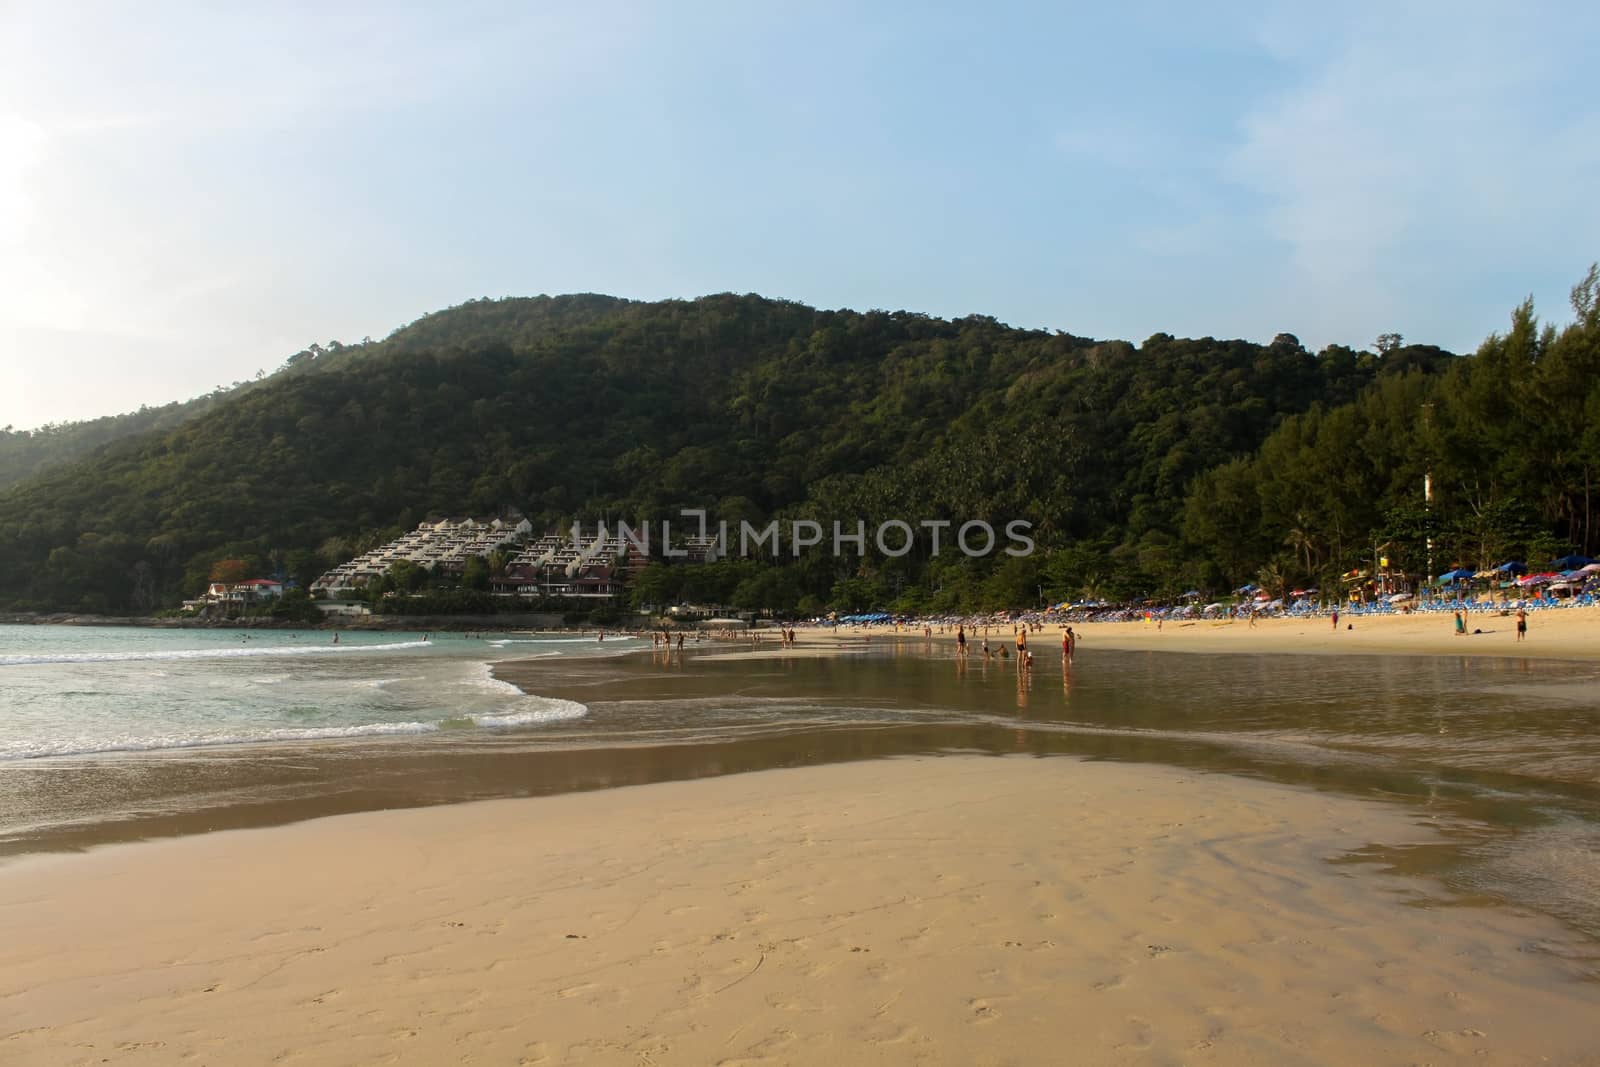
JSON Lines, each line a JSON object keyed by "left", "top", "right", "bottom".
{"left": 4, "top": 754, "right": 1597, "bottom": 1066}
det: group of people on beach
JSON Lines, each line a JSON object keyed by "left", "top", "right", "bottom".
{"left": 947, "top": 621, "right": 1077, "bottom": 671}
{"left": 650, "top": 630, "right": 688, "bottom": 651}
{"left": 1453, "top": 607, "right": 1529, "bottom": 640}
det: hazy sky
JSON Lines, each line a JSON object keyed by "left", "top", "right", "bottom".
{"left": 2, "top": 2, "right": 1596, "bottom": 429}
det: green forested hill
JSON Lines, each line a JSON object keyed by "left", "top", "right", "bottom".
{"left": 0, "top": 294, "right": 633, "bottom": 492}
{"left": 0, "top": 395, "right": 233, "bottom": 492}
{"left": 1, "top": 275, "right": 1593, "bottom": 615}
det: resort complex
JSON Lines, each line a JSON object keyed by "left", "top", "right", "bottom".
{"left": 309, "top": 517, "right": 535, "bottom": 596}
{"left": 309, "top": 518, "right": 716, "bottom": 603}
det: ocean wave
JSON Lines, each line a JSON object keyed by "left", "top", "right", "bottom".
{"left": 3, "top": 720, "right": 442, "bottom": 759}
{"left": 486, "top": 636, "right": 643, "bottom": 646}
{"left": 1, "top": 694, "right": 591, "bottom": 760}
{"left": 470, "top": 697, "right": 590, "bottom": 728}
{"left": 0, "top": 640, "right": 430, "bottom": 667}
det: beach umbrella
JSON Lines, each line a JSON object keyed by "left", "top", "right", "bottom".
{"left": 1496, "top": 561, "right": 1528, "bottom": 574}
{"left": 1549, "top": 554, "right": 1593, "bottom": 569}
{"left": 1579, "top": 563, "right": 1600, "bottom": 575}
{"left": 1438, "top": 568, "right": 1475, "bottom": 582}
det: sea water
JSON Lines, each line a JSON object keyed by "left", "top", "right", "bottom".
{"left": 0, "top": 624, "right": 638, "bottom": 760}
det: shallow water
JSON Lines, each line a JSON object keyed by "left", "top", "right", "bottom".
{"left": 0, "top": 624, "right": 638, "bottom": 758}
{"left": 3, "top": 628, "right": 1599, "bottom": 944}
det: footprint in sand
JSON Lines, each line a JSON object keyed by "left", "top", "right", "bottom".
{"left": 968, "top": 997, "right": 1007, "bottom": 1023}
{"left": 859, "top": 1021, "right": 917, "bottom": 1045}
{"left": 1115, "top": 1017, "right": 1155, "bottom": 1051}
{"left": 1091, "top": 974, "right": 1127, "bottom": 992}
{"left": 557, "top": 982, "right": 601, "bottom": 1000}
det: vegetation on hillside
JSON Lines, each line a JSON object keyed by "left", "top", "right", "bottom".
{"left": 1, "top": 268, "right": 1594, "bottom": 616}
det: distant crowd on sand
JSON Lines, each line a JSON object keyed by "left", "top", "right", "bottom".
{"left": 642, "top": 626, "right": 801, "bottom": 655}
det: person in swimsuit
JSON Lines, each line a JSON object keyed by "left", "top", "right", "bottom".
{"left": 956, "top": 624, "right": 967, "bottom": 655}
{"left": 1516, "top": 607, "right": 1527, "bottom": 641}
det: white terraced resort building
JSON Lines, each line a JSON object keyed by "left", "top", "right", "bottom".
{"left": 310, "top": 517, "right": 534, "bottom": 596}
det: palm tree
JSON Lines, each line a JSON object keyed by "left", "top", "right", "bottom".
{"left": 1256, "top": 561, "right": 1288, "bottom": 603}
{"left": 1283, "top": 512, "right": 1321, "bottom": 575}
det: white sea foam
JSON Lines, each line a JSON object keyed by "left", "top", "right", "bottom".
{"left": 487, "top": 637, "right": 642, "bottom": 646}
{"left": 470, "top": 698, "right": 590, "bottom": 728}
{"left": 359, "top": 677, "right": 409, "bottom": 689}
{"left": 3, "top": 720, "right": 443, "bottom": 759}
{"left": 468, "top": 663, "right": 532, "bottom": 697}
{"left": 0, "top": 640, "right": 429, "bottom": 667}
{"left": 2, "top": 693, "right": 590, "bottom": 759}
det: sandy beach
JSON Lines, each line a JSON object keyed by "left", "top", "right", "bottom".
{"left": 3, "top": 755, "right": 1597, "bottom": 1066}
{"left": 800, "top": 604, "right": 1600, "bottom": 662}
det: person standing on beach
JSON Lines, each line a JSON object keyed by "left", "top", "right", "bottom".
{"left": 956, "top": 624, "right": 967, "bottom": 656}
{"left": 1516, "top": 607, "right": 1527, "bottom": 641}
{"left": 1331, "top": 609, "right": 1339, "bottom": 631}
{"left": 1016, "top": 628, "right": 1027, "bottom": 663}
{"left": 1455, "top": 611, "right": 1466, "bottom": 636}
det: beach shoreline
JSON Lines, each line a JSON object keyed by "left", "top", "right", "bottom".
{"left": 791, "top": 603, "right": 1600, "bottom": 663}
{"left": 4, "top": 754, "right": 1597, "bottom": 1066}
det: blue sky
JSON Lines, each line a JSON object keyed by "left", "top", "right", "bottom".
{"left": 2, "top": 1, "right": 1596, "bottom": 428}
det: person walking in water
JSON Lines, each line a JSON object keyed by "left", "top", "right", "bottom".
{"left": 956, "top": 624, "right": 968, "bottom": 656}
{"left": 1015, "top": 627, "right": 1027, "bottom": 664}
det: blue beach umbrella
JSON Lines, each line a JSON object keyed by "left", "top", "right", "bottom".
{"left": 1496, "top": 561, "right": 1528, "bottom": 575}
{"left": 1549, "top": 554, "right": 1593, "bottom": 570}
